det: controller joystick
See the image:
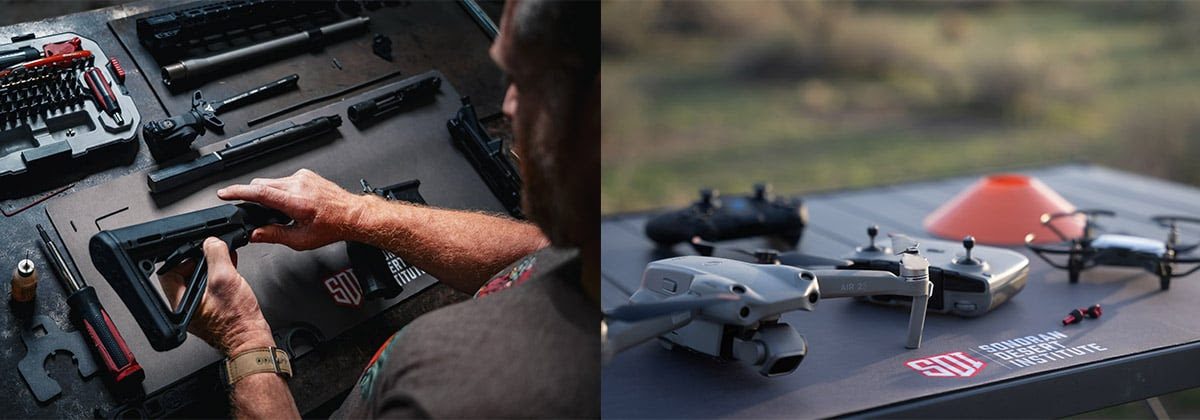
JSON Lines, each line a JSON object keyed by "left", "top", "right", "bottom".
{"left": 700, "top": 188, "right": 716, "bottom": 205}
{"left": 644, "top": 184, "right": 807, "bottom": 247}
{"left": 753, "top": 183, "right": 768, "bottom": 201}
{"left": 954, "top": 236, "right": 983, "bottom": 266}
{"left": 858, "top": 225, "right": 887, "bottom": 254}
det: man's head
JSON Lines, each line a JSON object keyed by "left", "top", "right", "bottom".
{"left": 490, "top": 0, "right": 599, "bottom": 249}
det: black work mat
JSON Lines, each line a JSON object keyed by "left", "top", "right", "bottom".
{"left": 107, "top": 1, "right": 504, "bottom": 145}
{"left": 45, "top": 71, "right": 508, "bottom": 394}
{"left": 601, "top": 164, "right": 1200, "bottom": 418}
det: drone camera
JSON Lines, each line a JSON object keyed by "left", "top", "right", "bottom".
{"left": 738, "top": 322, "right": 808, "bottom": 377}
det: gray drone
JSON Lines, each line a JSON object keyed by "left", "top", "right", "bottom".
{"left": 602, "top": 235, "right": 933, "bottom": 377}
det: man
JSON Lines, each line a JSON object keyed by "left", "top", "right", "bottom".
{"left": 160, "top": 1, "right": 599, "bottom": 417}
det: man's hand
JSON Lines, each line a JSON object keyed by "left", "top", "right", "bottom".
{"left": 218, "top": 168, "right": 368, "bottom": 251}
{"left": 159, "top": 237, "right": 274, "bottom": 355}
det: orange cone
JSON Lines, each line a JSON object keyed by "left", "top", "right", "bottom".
{"left": 924, "top": 174, "right": 1083, "bottom": 245}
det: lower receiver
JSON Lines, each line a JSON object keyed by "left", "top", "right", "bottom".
{"left": 447, "top": 96, "right": 523, "bottom": 218}
{"left": 89, "top": 203, "right": 291, "bottom": 351}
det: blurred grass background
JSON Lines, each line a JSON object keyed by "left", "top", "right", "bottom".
{"left": 602, "top": 0, "right": 1200, "bottom": 215}
{"left": 603, "top": 0, "right": 1200, "bottom": 417}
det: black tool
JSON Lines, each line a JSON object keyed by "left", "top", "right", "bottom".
{"left": 37, "top": 224, "right": 145, "bottom": 387}
{"left": 147, "top": 114, "right": 342, "bottom": 193}
{"left": 136, "top": 0, "right": 338, "bottom": 62}
{"left": 89, "top": 203, "right": 291, "bottom": 351}
{"left": 0, "top": 46, "right": 40, "bottom": 68}
{"left": 459, "top": 0, "right": 499, "bottom": 40}
{"left": 347, "top": 179, "right": 427, "bottom": 300}
{"left": 18, "top": 314, "right": 98, "bottom": 403}
{"left": 447, "top": 96, "right": 524, "bottom": 218}
{"left": 142, "top": 74, "right": 300, "bottom": 162}
{"left": 248, "top": 69, "right": 403, "bottom": 127}
{"left": 160, "top": 17, "right": 369, "bottom": 86}
{"left": 84, "top": 67, "right": 123, "bottom": 125}
{"left": 347, "top": 75, "right": 441, "bottom": 125}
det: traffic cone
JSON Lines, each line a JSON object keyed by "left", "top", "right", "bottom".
{"left": 924, "top": 174, "right": 1083, "bottom": 245}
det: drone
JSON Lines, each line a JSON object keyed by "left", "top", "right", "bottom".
{"left": 602, "top": 235, "right": 932, "bottom": 377}
{"left": 1025, "top": 209, "right": 1200, "bottom": 290}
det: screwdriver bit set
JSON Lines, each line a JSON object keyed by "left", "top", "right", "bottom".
{"left": 0, "top": 33, "right": 140, "bottom": 178}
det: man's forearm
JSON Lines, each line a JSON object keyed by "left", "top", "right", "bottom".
{"left": 351, "top": 195, "right": 549, "bottom": 294}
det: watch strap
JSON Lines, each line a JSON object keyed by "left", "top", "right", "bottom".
{"left": 223, "top": 346, "right": 292, "bottom": 386}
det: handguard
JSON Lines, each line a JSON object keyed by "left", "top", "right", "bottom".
{"left": 89, "top": 203, "right": 291, "bottom": 351}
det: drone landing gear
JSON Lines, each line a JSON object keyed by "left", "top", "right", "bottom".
{"left": 1068, "top": 253, "right": 1083, "bottom": 284}
{"left": 1159, "top": 263, "right": 1173, "bottom": 290}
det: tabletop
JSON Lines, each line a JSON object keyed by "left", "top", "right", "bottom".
{"left": 601, "top": 164, "right": 1200, "bottom": 418}
{"left": 0, "top": 1, "right": 506, "bottom": 417}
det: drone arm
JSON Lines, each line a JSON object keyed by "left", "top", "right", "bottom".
{"left": 811, "top": 270, "right": 921, "bottom": 298}
{"left": 811, "top": 269, "right": 930, "bottom": 348}
{"left": 602, "top": 313, "right": 693, "bottom": 365}
{"left": 1025, "top": 235, "right": 1075, "bottom": 270}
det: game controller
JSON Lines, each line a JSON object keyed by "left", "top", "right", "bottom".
{"left": 844, "top": 226, "right": 1029, "bottom": 317}
{"left": 644, "top": 183, "right": 807, "bottom": 247}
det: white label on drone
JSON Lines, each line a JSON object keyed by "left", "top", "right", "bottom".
{"left": 974, "top": 330, "right": 1109, "bottom": 369}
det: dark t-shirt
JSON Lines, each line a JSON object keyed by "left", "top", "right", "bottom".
{"left": 333, "top": 246, "right": 600, "bottom": 418}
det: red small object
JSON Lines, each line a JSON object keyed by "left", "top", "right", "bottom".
{"left": 107, "top": 57, "right": 125, "bottom": 83}
{"left": 43, "top": 37, "right": 82, "bottom": 57}
{"left": 1083, "top": 304, "right": 1102, "bottom": 318}
{"left": 1062, "top": 309, "right": 1084, "bottom": 325}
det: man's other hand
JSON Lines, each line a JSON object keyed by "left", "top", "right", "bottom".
{"left": 159, "top": 237, "right": 274, "bottom": 355}
{"left": 218, "top": 168, "right": 367, "bottom": 251}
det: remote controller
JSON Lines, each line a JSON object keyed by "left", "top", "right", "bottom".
{"left": 644, "top": 184, "right": 807, "bottom": 247}
{"left": 845, "top": 226, "right": 1029, "bottom": 317}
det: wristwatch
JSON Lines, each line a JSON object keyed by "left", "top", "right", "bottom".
{"left": 220, "top": 346, "right": 293, "bottom": 387}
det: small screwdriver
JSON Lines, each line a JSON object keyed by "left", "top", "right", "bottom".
{"left": 37, "top": 224, "right": 144, "bottom": 386}
{"left": 84, "top": 67, "right": 123, "bottom": 125}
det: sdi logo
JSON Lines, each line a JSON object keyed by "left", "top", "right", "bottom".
{"left": 905, "top": 351, "right": 986, "bottom": 378}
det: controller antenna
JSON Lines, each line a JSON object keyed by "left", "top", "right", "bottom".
{"left": 698, "top": 188, "right": 718, "bottom": 210}
{"left": 955, "top": 236, "right": 982, "bottom": 266}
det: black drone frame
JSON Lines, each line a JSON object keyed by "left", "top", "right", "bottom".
{"left": 1025, "top": 209, "right": 1200, "bottom": 290}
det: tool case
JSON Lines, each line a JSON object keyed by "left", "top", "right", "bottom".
{"left": 0, "top": 33, "right": 140, "bottom": 177}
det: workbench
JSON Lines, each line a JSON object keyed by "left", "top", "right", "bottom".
{"left": 602, "top": 164, "right": 1200, "bottom": 418}
{"left": 0, "top": 1, "right": 506, "bottom": 417}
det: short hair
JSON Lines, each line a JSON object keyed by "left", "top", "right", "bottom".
{"left": 511, "top": 0, "right": 599, "bottom": 94}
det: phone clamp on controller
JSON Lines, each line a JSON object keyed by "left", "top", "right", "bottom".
{"left": 644, "top": 183, "right": 807, "bottom": 248}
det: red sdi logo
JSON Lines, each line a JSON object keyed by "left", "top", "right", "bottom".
{"left": 323, "top": 268, "right": 363, "bottom": 308}
{"left": 905, "top": 351, "right": 986, "bottom": 378}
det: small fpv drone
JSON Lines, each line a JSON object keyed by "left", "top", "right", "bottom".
{"left": 602, "top": 235, "right": 932, "bottom": 377}
{"left": 1025, "top": 209, "right": 1200, "bottom": 290}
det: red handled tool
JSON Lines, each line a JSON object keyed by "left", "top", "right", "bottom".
{"left": 84, "top": 67, "right": 123, "bottom": 125}
{"left": 37, "top": 224, "right": 144, "bottom": 386}
{"left": 0, "top": 50, "right": 92, "bottom": 78}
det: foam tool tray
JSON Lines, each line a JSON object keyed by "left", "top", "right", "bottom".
{"left": 0, "top": 33, "right": 140, "bottom": 177}
{"left": 44, "top": 70, "right": 507, "bottom": 394}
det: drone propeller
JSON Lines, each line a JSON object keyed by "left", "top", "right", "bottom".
{"left": 1151, "top": 215, "right": 1200, "bottom": 253}
{"left": 1041, "top": 209, "right": 1115, "bottom": 242}
{"left": 603, "top": 293, "right": 740, "bottom": 322}
{"left": 888, "top": 233, "right": 921, "bottom": 255}
{"left": 690, "top": 237, "right": 851, "bottom": 267}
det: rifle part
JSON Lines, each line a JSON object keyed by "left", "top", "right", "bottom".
{"left": 89, "top": 203, "right": 291, "bottom": 351}
{"left": 447, "top": 96, "right": 523, "bottom": 218}
{"left": 347, "top": 75, "right": 441, "bottom": 125}
{"left": 147, "top": 114, "right": 342, "bottom": 193}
